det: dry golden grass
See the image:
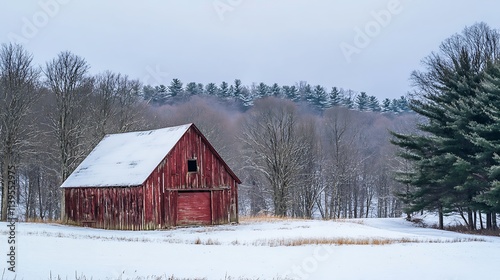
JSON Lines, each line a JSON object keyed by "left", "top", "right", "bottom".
{"left": 194, "top": 227, "right": 236, "bottom": 233}
{"left": 25, "top": 217, "right": 62, "bottom": 224}
{"left": 334, "top": 219, "right": 365, "bottom": 225}
{"left": 240, "top": 215, "right": 368, "bottom": 225}
{"left": 193, "top": 237, "right": 221, "bottom": 245}
{"left": 250, "top": 237, "right": 485, "bottom": 247}
{"left": 239, "top": 215, "right": 309, "bottom": 223}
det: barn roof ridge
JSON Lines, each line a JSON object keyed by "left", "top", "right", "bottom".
{"left": 101, "top": 123, "right": 194, "bottom": 138}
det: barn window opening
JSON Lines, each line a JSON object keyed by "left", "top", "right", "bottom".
{"left": 188, "top": 159, "right": 198, "bottom": 172}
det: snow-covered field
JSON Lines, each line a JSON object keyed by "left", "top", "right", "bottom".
{"left": 1, "top": 217, "right": 499, "bottom": 280}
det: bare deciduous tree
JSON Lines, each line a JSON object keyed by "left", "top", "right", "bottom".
{"left": 320, "top": 107, "right": 362, "bottom": 219}
{"left": 91, "top": 71, "right": 143, "bottom": 141}
{"left": 44, "top": 51, "right": 92, "bottom": 220}
{"left": 0, "top": 43, "right": 39, "bottom": 221}
{"left": 240, "top": 98, "right": 310, "bottom": 217}
{"left": 290, "top": 117, "right": 322, "bottom": 218}
{"left": 44, "top": 51, "right": 92, "bottom": 181}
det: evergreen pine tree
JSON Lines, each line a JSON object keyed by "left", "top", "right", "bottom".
{"left": 282, "top": 85, "right": 291, "bottom": 99}
{"left": 313, "top": 85, "right": 329, "bottom": 110}
{"left": 197, "top": 83, "right": 204, "bottom": 95}
{"left": 156, "top": 84, "right": 171, "bottom": 104}
{"left": 463, "top": 63, "right": 500, "bottom": 220}
{"left": 142, "top": 85, "right": 155, "bottom": 102}
{"left": 356, "top": 92, "right": 369, "bottom": 111}
{"left": 143, "top": 84, "right": 170, "bottom": 105}
{"left": 368, "top": 95, "right": 381, "bottom": 112}
{"left": 398, "top": 96, "right": 410, "bottom": 112}
{"left": 270, "top": 83, "right": 281, "bottom": 97}
{"left": 205, "top": 83, "right": 218, "bottom": 96}
{"left": 329, "top": 87, "right": 342, "bottom": 107}
{"left": 168, "top": 78, "right": 183, "bottom": 97}
{"left": 228, "top": 85, "right": 235, "bottom": 98}
{"left": 283, "top": 85, "right": 300, "bottom": 102}
{"left": 381, "top": 98, "right": 391, "bottom": 112}
{"left": 219, "top": 81, "right": 230, "bottom": 98}
{"left": 238, "top": 86, "right": 255, "bottom": 108}
{"left": 391, "top": 23, "right": 500, "bottom": 229}
{"left": 256, "top": 82, "right": 269, "bottom": 98}
{"left": 185, "top": 82, "right": 199, "bottom": 95}
{"left": 303, "top": 84, "right": 314, "bottom": 104}
{"left": 342, "top": 90, "right": 355, "bottom": 109}
{"left": 233, "top": 79, "right": 243, "bottom": 99}
{"left": 390, "top": 98, "right": 400, "bottom": 113}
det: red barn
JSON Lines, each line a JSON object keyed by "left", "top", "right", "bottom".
{"left": 60, "top": 123, "right": 240, "bottom": 230}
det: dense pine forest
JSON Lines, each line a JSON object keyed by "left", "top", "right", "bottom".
{"left": 1, "top": 22, "right": 499, "bottom": 232}
{"left": 141, "top": 78, "right": 411, "bottom": 114}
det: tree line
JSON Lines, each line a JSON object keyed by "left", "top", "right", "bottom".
{"left": 143, "top": 78, "right": 412, "bottom": 114}
{"left": 4, "top": 23, "right": 500, "bottom": 230}
{"left": 238, "top": 98, "right": 414, "bottom": 219}
{"left": 3, "top": 22, "right": 499, "bottom": 231}
{"left": 0, "top": 42, "right": 416, "bottom": 222}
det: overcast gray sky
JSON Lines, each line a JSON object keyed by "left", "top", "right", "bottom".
{"left": 2, "top": 0, "right": 500, "bottom": 99}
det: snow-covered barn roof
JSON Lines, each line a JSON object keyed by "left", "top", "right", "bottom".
{"left": 61, "top": 124, "right": 192, "bottom": 188}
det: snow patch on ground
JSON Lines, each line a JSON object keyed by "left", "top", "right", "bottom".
{"left": 1, "top": 218, "right": 499, "bottom": 280}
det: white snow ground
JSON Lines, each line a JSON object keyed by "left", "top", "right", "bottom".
{"left": 1, "top": 217, "right": 499, "bottom": 280}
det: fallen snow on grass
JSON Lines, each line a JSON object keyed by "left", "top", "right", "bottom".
{"left": 1, "top": 218, "right": 499, "bottom": 280}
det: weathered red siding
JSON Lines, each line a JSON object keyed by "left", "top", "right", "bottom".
{"left": 64, "top": 125, "right": 239, "bottom": 230}
{"left": 177, "top": 191, "right": 211, "bottom": 225}
{"left": 65, "top": 186, "right": 144, "bottom": 230}
{"left": 142, "top": 126, "right": 239, "bottom": 228}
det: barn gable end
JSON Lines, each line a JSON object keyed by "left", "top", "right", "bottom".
{"left": 61, "top": 124, "right": 240, "bottom": 230}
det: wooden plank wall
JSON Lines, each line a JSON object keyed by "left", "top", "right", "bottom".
{"left": 65, "top": 186, "right": 144, "bottom": 230}
{"left": 65, "top": 126, "right": 239, "bottom": 230}
{"left": 177, "top": 191, "right": 212, "bottom": 225}
{"left": 143, "top": 126, "right": 239, "bottom": 228}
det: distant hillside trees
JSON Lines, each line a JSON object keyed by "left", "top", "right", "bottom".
{"left": 141, "top": 78, "right": 411, "bottom": 114}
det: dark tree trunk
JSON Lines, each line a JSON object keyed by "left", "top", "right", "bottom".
{"left": 479, "top": 211, "right": 484, "bottom": 230}
{"left": 474, "top": 211, "right": 477, "bottom": 230}
{"left": 492, "top": 213, "right": 497, "bottom": 230}
{"left": 438, "top": 206, "right": 444, "bottom": 230}
{"left": 1, "top": 154, "right": 12, "bottom": 221}
{"left": 486, "top": 212, "right": 492, "bottom": 230}
{"left": 467, "top": 209, "right": 475, "bottom": 231}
